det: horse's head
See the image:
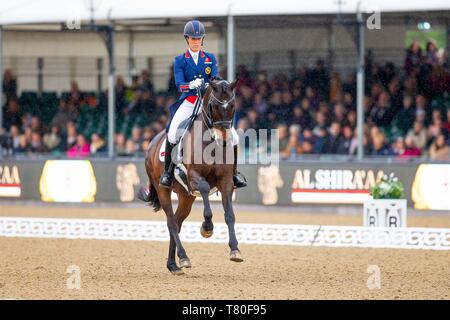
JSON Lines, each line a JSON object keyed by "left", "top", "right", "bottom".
{"left": 203, "top": 78, "right": 238, "bottom": 141}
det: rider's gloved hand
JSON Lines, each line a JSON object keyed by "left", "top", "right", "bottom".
{"left": 189, "top": 78, "right": 204, "bottom": 89}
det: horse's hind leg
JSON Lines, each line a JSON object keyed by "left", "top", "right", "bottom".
{"left": 175, "top": 193, "right": 196, "bottom": 268}
{"left": 190, "top": 174, "right": 214, "bottom": 238}
{"left": 158, "top": 188, "right": 189, "bottom": 275}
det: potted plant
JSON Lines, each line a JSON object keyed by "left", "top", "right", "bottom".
{"left": 370, "top": 173, "right": 404, "bottom": 200}
{"left": 364, "top": 173, "right": 407, "bottom": 227}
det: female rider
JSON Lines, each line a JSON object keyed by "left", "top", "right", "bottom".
{"left": 160, "top": 20, "right": 247, "bottom": 189}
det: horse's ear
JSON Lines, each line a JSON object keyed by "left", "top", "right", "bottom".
{"left": 230, "top": 78, "right": 239, "bottom": 91}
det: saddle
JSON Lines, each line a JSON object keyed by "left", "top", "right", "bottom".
{"left": 159, "top": 138, "right": 218, "bottom": 198}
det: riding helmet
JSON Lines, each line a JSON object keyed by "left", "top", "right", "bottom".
{"left": 183, "top": 20, "right": 206, "bottom": 39}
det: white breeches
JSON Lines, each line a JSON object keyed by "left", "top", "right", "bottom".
{"left": 167, "top": 98, "right": 239, "bottom": 145}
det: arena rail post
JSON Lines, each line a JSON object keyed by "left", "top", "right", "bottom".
{"left": 227, "top": 13, "right": 235, "bottom": 82}
{"left": 356, "top": 6, "right": 365, "bottom": 161}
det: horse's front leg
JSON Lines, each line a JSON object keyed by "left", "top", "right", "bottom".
{"left": 190, "top": 172, "right": 214, "bottom": 238}
{"left": 221, "top": 184, "right": 244, "bottom": 262}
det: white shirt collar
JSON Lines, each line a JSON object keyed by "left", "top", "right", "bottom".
{"left": 188, "top": 48, "right": 199, "bottom": 65}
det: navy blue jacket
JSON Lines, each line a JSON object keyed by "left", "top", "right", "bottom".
{"left": 174, "top": 49, "right": 218, "bottom": 101}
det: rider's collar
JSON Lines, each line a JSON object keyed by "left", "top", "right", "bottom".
{"left": 185, "top": 49, "right": 205, "bottom": 59}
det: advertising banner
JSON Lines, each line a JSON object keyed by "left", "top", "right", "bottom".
{"left": 39, "top": 160, "right": 97, "bottom": 203}
{"left": 412, "top": 164, "right": 450, "bottom": 210}
{"left": 0, "top": 164, "right": 22, "bottom": 197}
{"left": 3, "top": 159, "right": 448, "bottom": 211}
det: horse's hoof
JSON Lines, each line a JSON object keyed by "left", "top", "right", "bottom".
{"left": 179, "top": 258, "right": 191, "bottom": 268}
{"left": 230, "top": 250, "right": 244, "bottom": 262}
{"left": 170, "top": 267, "right": 185, "bottom": 275}
{"left": 200, "top": 226, "right": 213, "bottom": 238}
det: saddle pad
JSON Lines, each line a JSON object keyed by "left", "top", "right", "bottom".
{"left": 174, "top": 163, "right": 218, "bottom": 197}
{"left": 158, "top": 138, "right": 167, "bottom": 162}
{"left": 158, "top": 138, "right": 182, "bottom": 162}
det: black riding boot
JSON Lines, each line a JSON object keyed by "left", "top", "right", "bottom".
{"left": 159, "top": 141, "right": 176, "bottom": 188}
{"left": 233, "top": 145, "right": 247, "bottom": 188}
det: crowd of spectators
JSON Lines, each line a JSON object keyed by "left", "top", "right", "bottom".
{"left": 1, "top": 39, "right": 450, "bottom": 160}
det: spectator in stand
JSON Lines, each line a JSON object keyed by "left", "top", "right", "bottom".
{"left": 67, "top": 134, "right": 90, "bottom": 158}
{"left": 392, "top": 95, "right": 415, "bottom": 135}
{"left": 16, "top": 134, "right": 30, "bottom": 154}
{"left": 414, "top": 108, "right": 427, "bottom": 127}
{"left": 429, "top": 134, "right": 450, "bottom": 160}
{"left": 406, "top": 121, "right": 427, "bottom": 151}
{"left": 90, "top": 133, "right": 107, "bottom": 155}
{"left": 343, "top": 92, "right": 355, "bottom": 111}
{"left": 124, "top": 139, "right": 138, "bottom": 156}
{"left": 52, "top": 98, "right": 75, "bottom": 129}
{"left": 235, "top": 65, "right": 254, "bottom": 93}
{"left": 427, "top": 110, "right": 443, "bottom": 144}
{"left": 29, "top": 131, "right": 46, "bottom": 154}
{"left": 115, "top": 76, "right": 128, "bottom": 113}
{"left": 425, "top": 40, "right": 440, "bottom": 67}
{"left": 278, "top": 124, "right": 290, "bottom": 160}
{"left": 21, "top": 127, "right": 32, "bottom": 148}
{"left": 339, "top": 125, "right": 353, "bottom": 154}
{"left": 69, "top": 80, "right": 82, "bottom": 108}
{"left": 348, "top": 129, "right": 370, "bottom": 155}
{"left": 313, "top": 127, "right": 328, "bottom": 154}
{"left": 369, "top": 91, "right": 395, "bottom": 128}
{"left": 2, "top": 69, "right": 17, "bottom": 103}
{"left": 443, "top": 109, "right": 450, "bottom": 134}
{"left": 30, "top": 116, "right": 42, "bottom": 135}
{"left": 267, "top": 91, "right": 283, "bottom": 123}
{"left": 239, "top": 85, "right": 255, "bottom": 111}
{"left": 43, "top": 125, "right": 62, "bottom": 152}
{"left": 402, "top": 136, "right": 422, "bottom": 158}
{"left": 142, "top": 126, "right": 156, "bottom": 143}
{"left": 115, "top": 133, "right": 127, "bottom": 155}
{"left": 320, "top": 122, "right": 345, "bottom": 154}
{"left": 346, "top": 110, "right": 357, "bottom": 129}
{"left": 9, "top": 125, "right": 21, "bottom": 150}
{"left": 307, "top": 59, "right": 329, "bottom": 100}
{"left": 246, "top": 109, "right": 262, "bottom": 132}
{"left": 388, "top": 77, "right": 403, "bottom": 113}
{"left": 415, "top": 94, "right": 428, "bottom": 119}
{"left": 404, "top": 40, "right": 422, "bottom": 76}
{"left": 312, "top": 111, "right": 328, "bottom": 137}
{"left": 253, "top": 94, "right": 269, "bottom": 117}
{"left": 329, "top": 72, "right": 343, "bottom": 103}
{"left": 141, "top": 140, "right": 149, "bottom": 153}
{"left": 288, "top": 105, "right": 308, "bottom": 129}
{"left": 332, "top": 102, "right": 347, "bottom": 124}
{"left": 370, "top": 132, "right": 393, "bottom": 156}
{"left": 428, "top": 65, "right": 450, "bottom": 97}
{"left": 64, "top": 121, "right": 78, "bottom": 150}
{"left": 130, "top": 126, "right": 143, "bottom": 150}
{"left": 392, "top": 137, "right": 405, "bottom": 156}
{"left": 285, "top": 124, "right": 302, "bottom": 158}
{"left": 3, "top": 97, "right": 22, "bottom": 130}
{"left": 305, "top": 86, "right": 320, "bottom": 110}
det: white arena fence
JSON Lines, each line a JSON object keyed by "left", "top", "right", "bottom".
{"left": 0, "top": 217, "right": 449, "bottom": 251}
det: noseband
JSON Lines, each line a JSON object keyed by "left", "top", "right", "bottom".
{"left": 202, "top": 90, "right": 236, "bottom": 129}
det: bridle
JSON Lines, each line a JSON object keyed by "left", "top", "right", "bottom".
{"left": 201, "top": 88, "right": 236, "bottom": 130}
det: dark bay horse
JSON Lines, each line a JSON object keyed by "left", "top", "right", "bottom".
{"left": 138, "top": 79, "right": 243, "bottom": 274}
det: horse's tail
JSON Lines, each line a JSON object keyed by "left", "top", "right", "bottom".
{"left": 137, "top": 183, "right": 161, "bottom": 212}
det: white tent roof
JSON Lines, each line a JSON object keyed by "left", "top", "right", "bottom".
{"left": 0, "top": 0, "right": 449, "bottom": 25}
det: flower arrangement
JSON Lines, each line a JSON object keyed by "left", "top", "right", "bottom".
{"left": 370, "top": 173, "right": 404, "bottom": 199}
